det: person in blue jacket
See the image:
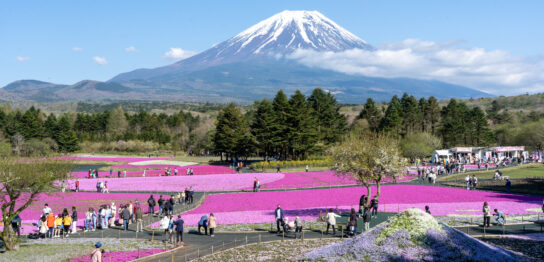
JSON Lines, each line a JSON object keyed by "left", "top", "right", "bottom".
{"left": 198, "top": 215, "right": 208, "bottom": 235}
{"left": 174, "top": 215, "right": 184, "bottom": 245}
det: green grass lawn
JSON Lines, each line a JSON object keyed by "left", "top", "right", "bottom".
{"left": 437, "top": 163, "right": 544, "bottom": 182}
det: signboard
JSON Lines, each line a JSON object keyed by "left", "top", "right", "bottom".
{"left": 493, "top": 146, "right": 524, "bottom": 152}
{"left": 452, "top": 147, "right": 472, "bottom": 153}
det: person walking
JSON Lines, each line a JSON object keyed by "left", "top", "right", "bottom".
{"left": 253, "top": 177, "right": 257, "bottom": 192}
{"left": 505, "top": 179, "right": 511, "bottom": 193}
{"left": 91, "top": 208, "right": 97, "bottom": 231}
{"left": 11, "top": 214, "right": 21, "bottom": 237}
{"left": 371, "top": 196, "right": 379, "bottom": 215}
{"left": 198, "top": 215, "right": 208, "bottom": 235}
{"left": 363, "top": 207, "right": 371, "bottom": 231}
{"left": 63, "top": 211, "right": 72, "bottom": 237}
{"left": 295, "top": 216, "right": 303, "bottom": 239}
{"left": 160, "top": 215, "right": 171, "bottom": 241}
{"left": 174, "top": 215, "right": 184, "bottom": 245}
{"left": 325, "top": 208, "right": 340, "bottom": 235}
{"left": 465, "top": 175, "right": 470, "bottom": 190}
{"left": 110, "top": 168, "right": 113, "bottom": 178}
{"left": 110, "top": 202, "right": 117, "bottom": 227}
{"left": 75, "top": 180, "right": 80, "bottom": 192}
{"left": 472, "top": 175, "right": 478, "bottom": 190}
{"left": 275, "top": 205, "right": 284, "bottom": 233}
{"left": 305, "top": 165, "right": 309, "bottom": 172}
{"left": 148, "top": 195, "right": 156, "bottom": 215}
{"left": 117, "top": 170, "right": 121, "bottom": 178}
{"left": 71, "top": 207, "right": 78, "bottom": 234}
{"left": 208, "top": 213, "right": 216, "bottom": 237}
{"left": 483, "top": 202, "right": 491, "bottom": 227}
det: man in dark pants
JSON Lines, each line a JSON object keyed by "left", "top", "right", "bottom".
{"left": 371, "top": 196, "right": 379, "bottom": 215}
{"left": 11, "top": 214, "right": 21, "bottom": 237}
{"left": 174, "top": 215, "right": 184, "bottom": 245}
{"left": 275, "top": 204, "right": 284, "bottom": 233}
{"left": 121, "top": 207, "right": 130, "bottom": 230}
{"left": 158, "top": 195, "right": 165, "bottom": 216}
{"left": 147, "top": 195, "right": 156, "bottom": 215}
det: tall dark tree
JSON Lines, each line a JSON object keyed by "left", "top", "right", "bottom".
{"left": 20, "top": 107, "right": 44, "bottom": 139}
{"left": 213, "top": 104, "right": 253, "bottom": 161}
{"left": 359, "top": 98, "right": 381, "bottom": 132}
{"left": 288, "top": 90, "right": 317, "bottom": 159}
{"left": 271, "top": 90, "right": 291, "bottom": 160}
{"left": 380, "top": 95, "right": 403, "bottom": 134}
{"left": 418, "top": 98, "right": 428, "bottom": 132}
{"left": 468, "top": 107, "right": 492, "bottom": 146}
{"left": 425, "top": 96, "right": 441, "bottom": 134}
{"left": 44, "top": 113, "right": 57, "bottom": 138}
{"left": 439, "top": 99, "right": 467, "bottom": 147}
{"left": 55, "top": 116, "right": 79, "bottom": 152}
{"left": 251, "top": 99, "right": 275, "bottom": 159}
{"left": 400, "top": 93, "right": 420, "bottom": 135}
{"left": 307, "top": 88, "right": 347, "bottom": 146}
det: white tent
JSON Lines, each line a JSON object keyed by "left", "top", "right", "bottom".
{"left": 432, "top": 150, "right": 452, "bottom": 163}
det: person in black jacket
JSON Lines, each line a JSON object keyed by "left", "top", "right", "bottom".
{"left": 11, "top": 214, "right": 21, "bottom": 237}
{"left": 121, "top": 206, "right": 130, "bottom": 230}
{"left": 148, "top": 195, "right": 156, "bottom": 215}
{"left": 158, "top": 195, "right": 165, "bottom": 216}
{"left": 371, "top": 196, "right": 379, "bottom": 215}
{"left": 71, "top": 207, "right": 78, "bottom": 234}
{"left": 164, "top": 200, "right": 172, "bottom": 216}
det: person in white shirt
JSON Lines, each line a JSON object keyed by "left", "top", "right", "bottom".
{"left": 325, "top": 208, "right": 341, "bottom": 235}
{"left": 43, "top": 204, "right": 52, "bottom": 215}
{"left": 110, "top": 202, "right": 117, "bottom": 227}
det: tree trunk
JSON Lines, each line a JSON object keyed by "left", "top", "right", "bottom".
{"left": 364, "top": 184, "right": 372, "bottom": 206}
{"left": 375, "top": 181, "right": 381, "bottom": 199}
{"left": 1, "top": 226, "right": 20, "bottom": 251}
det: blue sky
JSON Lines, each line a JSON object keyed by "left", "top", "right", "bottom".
{"left": 1, "top": 0, "right": 543, "bottom": 94}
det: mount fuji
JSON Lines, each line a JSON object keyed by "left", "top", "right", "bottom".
{"left": 2, "top": 10, "right": 490, "bottom": 103}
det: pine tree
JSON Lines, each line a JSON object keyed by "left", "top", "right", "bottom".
{"left": 44, "top": 113, "right": 57, "bottom": 138}
{"left": 359, "top": 98, "right": 381, "bottom": 132}
{"left": 288, "top": 90, "right": 317, "bottom": 159}
{"left": 213, "top": 104, "right": 253, "bottom": 160}
{"left": 107, "top": 105, "right": 128, "bottom": 139}
{"left": 251, "top": 99, "right": 275, "bottom": 159}
{"left": 380, "top": 95, "right": 403, "bottom": 134}
{"left": 307, "top": 88, "right": 347, "bottom": 146}
{"left": 400, "top": 93, "right": 420, "bottom": 135}
{"left": 426, "top": 96, "right": 441, "bottom": 134}
{"left": 20, "top": 107, "right": 44, "bottom": 139}
{"left": 55, "top": 116, "right": 79, "bottom": 152}
{"left": 469, "top": 107, "right": 492, "bottom": 146}
{"left": 418, "top": 98, "right": 428, "bottom": 132}
{"left": 271, "top": 90, "right": 290, "bottom": 160}
{"left": 439, "top": 99, "right": 466, "bottom": 147}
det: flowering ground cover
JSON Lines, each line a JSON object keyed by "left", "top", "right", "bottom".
{"left": 66, "top": 155, "right": 171, "bottom": 162}
{"left": 153, "top": 185, "right": 543, "bottom": 227}
{"left": 66, "top": 173, "right": 285, "bottom": 192}
{"left": 0, "top": 238, "right": 173, "bottom": 262}
{"left": 71, "top": 165, "right": 235, "bottom": 178}
{"left": 0, "top": 192, "right": 159, "bottom": 234}
{"left": 70, "top": 248, "right": 168, "bottom": 262}
{"left": 303, "top": 209, "right": 525, "bottom": 261}
{"left": 249, "top": 171, "right": 414, "bottom": 190}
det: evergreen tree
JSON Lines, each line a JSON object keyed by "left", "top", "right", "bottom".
{"left": 400, "top": 93, "right": 420, "bottom": 135}
{"left": 44, "top": 113, "right": 57, "bottom": 138}
{"left": 213, "top": 104, "right": 253, "bottom": 160}
{"left": 307, "top": 88, "right": 347, "bottom": 146}
{"left": 468, "top": 107, "right": 492, "bottom": 146}
{"left": 107, "top": 105, "right": 128, "bottom": 139}
{"left": 418, "top": 98, "right": 428, "bottom": 132}
{"left": 55, "top": 116, "right": 79, "bottom": 152}
{"left": 288, "top": 90, "right": 317, "bottom": 159}
{"left": 251, "top": 99, "right": 275, "bottom": 159}
{"left": 439, "top": 99, "right": 466, "bottom": 147}
{"left": 359, "top": 98, "right": 381, "bottom": 132}
{"left": 426, "top": 96, "right": 441, "bottom": 134}
{"left": 20, "top": 107, "right": 44, "bottom": 139}
{"left": 380, "top": 95, "right": 403, "bottom": 134}
{"left": 271, "top": 90, "right": 290, "bottom": 160}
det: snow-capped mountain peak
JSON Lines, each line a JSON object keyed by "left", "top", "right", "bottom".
{"left": 228, "top": 10, "right": 372, "bottom": 54}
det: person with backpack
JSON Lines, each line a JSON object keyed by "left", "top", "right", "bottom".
{"left": 148, "top": 195, "right": 156, "bottom": 215}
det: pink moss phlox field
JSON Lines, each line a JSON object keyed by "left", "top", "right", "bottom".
{"left": 69, "top": 249, "right": 168, "bottom": 262}
{"left": 63, "top": 156, "right": 171, "bottom": 162}
{"left": 155, "top": 185, "right": 542, "bottom": 226}
{"left": 66, "top": 173, "right": 285, "bottom": 192}
{"left": 0, "top": 192, "right": 160, "bottom": 234}
{"left": 245, "top": 171, "right": 415, "bottom": 190}
{"left": 72, "top": 165, "right": 235, "bottom": 178}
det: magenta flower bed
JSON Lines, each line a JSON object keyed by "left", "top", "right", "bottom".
{"left": 66, "top": 173, "right": 285, "bottom": 192}
{"left": 0, "top": 192, "right": 159, "bottom": 234}
{"left": 63, "top": 156, "right": 171, "bottom": 162}
{"left": 72, "top": 165, "right": 235, "bottom": 178}
{"left": 251, "top": 171, "right": 414, "bottom": 190}
{"left": 70, "top": 249, "right": 168, "bottom": 262}
{"left": 154, "top": 185, "right": 543, "bottom": 226}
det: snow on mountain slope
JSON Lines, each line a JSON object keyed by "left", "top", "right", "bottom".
{"left": 110, "top": 10, "right": 373, "bottom": 82}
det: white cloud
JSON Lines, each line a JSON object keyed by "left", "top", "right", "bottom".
{"left": 286, "top": 39, "right": 544, "bottom": 95}
{"left": 72, "top": 47, "right": 83, "bottom": 51}
{"left": 125, "top": 46, "right": 138, "bottom": 52}
{"left": 16, "top": 56, "right": 30, "bottom": 61}
{"left": 163, "top": 48, "right": 197, "bottom": 61}
{"left": 92, "top": 56, "right": 108, "bottom": 65}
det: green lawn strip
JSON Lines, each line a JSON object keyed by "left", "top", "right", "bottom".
{"left": 0, "top": 238, "right": 174, "bottom": 262}
{"left": 437, "top": 164, "right": 544, "bottom": 182}
{"left": 192, "top": 239, "right": 340, "bottom": 262}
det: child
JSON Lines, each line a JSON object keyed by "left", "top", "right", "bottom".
{"left": 55, "top": 214, "right": 63, "bottom": 237}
